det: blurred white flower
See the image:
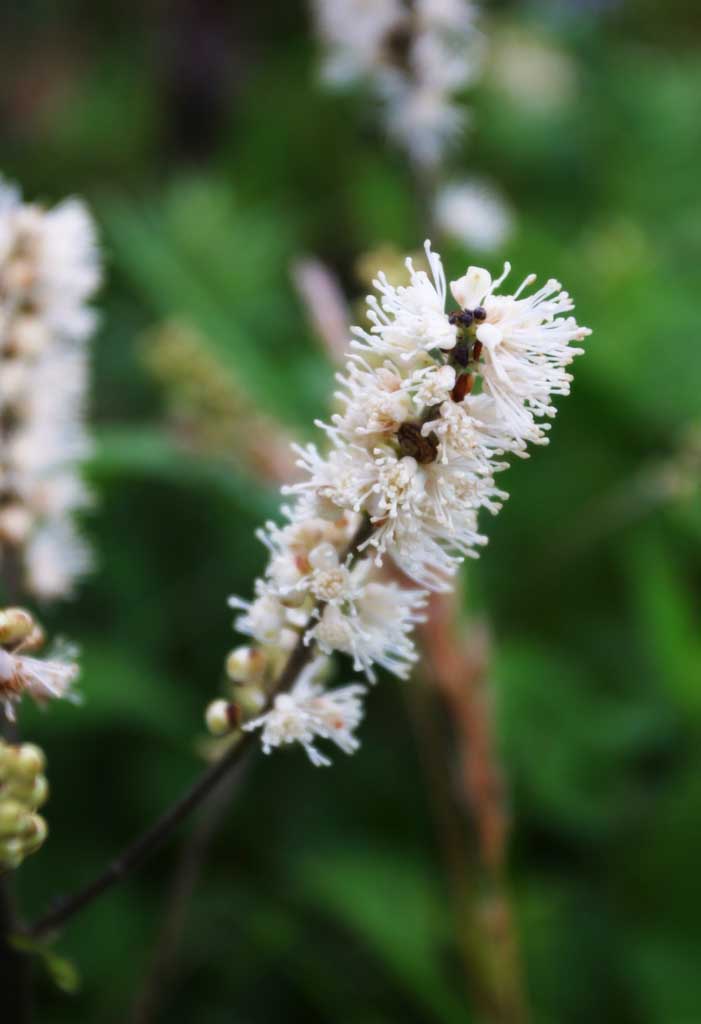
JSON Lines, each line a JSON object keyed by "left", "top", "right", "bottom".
{"left": 312, "top": 0, "right": 482, "bottom": 168}
{"left": 0, "top": 175, "right": 100, "bottom": 600}
{"left": 435, "top": 180, "right": 514, "bottom": 252}
{"left": 488, "top": 27, "right": 578, "bottom": 115}
{"left": 0, "top": 641, "right": 79, "bottom": 721}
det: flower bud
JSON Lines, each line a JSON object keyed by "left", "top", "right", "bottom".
{"left": 0, "top": 800, "right": 27, "bottom": 837}
{"left": 0, "top": 608, "right": 36, "bottom": 646}
{"left": 15, "top": 743, "right": 46, "bottom": 778}
{"left": 205, "top": 699, "right": 236, "bottom": 737}
{"left": 28, "top": 774, "right": 49, "bottom": 809}
{"left": 236, "top": 686, "right": 266, "bottom": 717}
{"left": 225, "top": 645, "right": 267, "bottom": 685}
{"left": 22, "top": 625, "right": 46, "bottom": 653}
{"left": 23, "top": 814, "right": 48, "bottom": 853}
{"left": 0, "top": 738, "right": 50, "bottom": 869}
{"left": 0, "top": 839, "right": 25, "bottom": 871}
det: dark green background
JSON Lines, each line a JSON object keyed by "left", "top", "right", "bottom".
{"left": 2, "top": 1, "right": 701, "bottom": 1020}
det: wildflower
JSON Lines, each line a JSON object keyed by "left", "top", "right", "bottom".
{"left": 208, "top": 241, "right": 589, "bottom": 762}
{"left": 312, "top": 0, "right": 482, "bottom": 167}
{"left": 289, "top": 243, "right": 589, "bottom": 587}
{"left": 243, "top": 658, "right": 366, "bottom": 767}
{"left": 0, "top": 607, "right": 79, "bottom": 720}
{"left": 0, "top": 176, "right": 100, "bottom": 600}
{"left": 435, "top": 180, "right": 514, "bottom": 253}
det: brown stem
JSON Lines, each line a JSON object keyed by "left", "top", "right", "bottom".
{"left": 421, "top": 595, "right": 529, "bottom": 1024}
{"left": 0, "top": 558, "right": 33, "bottom": 1023}
{"left": 23, "top": 516, "right": 372, "bottom": 942}
{"left": 0, "top": 871, "right": 33, "bottom": 1024}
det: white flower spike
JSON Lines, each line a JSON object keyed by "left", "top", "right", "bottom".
{"left": 207, "top": 241, "right": 589, "bottom": 765}
{"left": 0, "top": 175, "right": 101, "bottom": 600}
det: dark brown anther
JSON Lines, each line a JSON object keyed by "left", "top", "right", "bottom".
{"left": 458, "top": 309, "right": 474, "bottom": 327}
{"left": 473, "top": 306, "right": 487, "bottom": 321}
{"left": 397, "top": 421, "right": 439, "bottom": 463}
{"left": 451, "top": 373, "right": 473, "bottom": 403}
{"left": 472, "top": 340, "right": 483, "bottom": 361}
{"left": 448, "top": 311, "right": 461, "bottom": 326}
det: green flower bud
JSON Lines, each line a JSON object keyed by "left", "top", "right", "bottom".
{"left": 0, "top": 800, "right": 27, "bottom": 836}
{"left": 0, "top": 738, "right": 49, "bottom": 869}
{"left": 22, "top": 814, "right": 48, "bottom": 853}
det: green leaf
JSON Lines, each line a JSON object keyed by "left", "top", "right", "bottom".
{"left": 296, "top": 847, "right": 470, "bottom": 1024}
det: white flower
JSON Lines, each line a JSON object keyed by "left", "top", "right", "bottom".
{"left": 309, "top": 581, "right": 426, "bottom": 681}
{"left": 0, "top": 643, "right": 79, "bottom": 721}
{"left": 229, "top": 583, "right": 306, "bottom": 647}
{"left": 435, "top": 180, "right": 514, "bottom": 253}
{"left": 24, "top": 519, "right": 93, "bottom": 601}
{"left": 244, "top": 658, "right": 366, "bottom": 766}
{"left": 450, "top": 264, "right": 591, "bottom": 443}
{"left": 312, "top": 0, "right": 482, "bottom": 167}
{"left": 212, "top": 240, "right": 589, "bottom": 765}
{"left": 296, "top": 242, "right": 589, "bottom": 588}
{"left": 312, "top": 0, "right": 404, "bottom": 86}
{"left": 352, "top": 243, "right": 457, "bottom": 360}
{"left": 0, "top": 176, "right": 100, "bottom": 600}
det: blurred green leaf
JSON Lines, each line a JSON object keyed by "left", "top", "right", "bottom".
{"left": 297, "top": 848, "right": 470, "bottom": 1023}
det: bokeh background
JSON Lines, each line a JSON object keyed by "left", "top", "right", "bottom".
{"left": 2, "top": 1, "right": 701, "bottom": 1021}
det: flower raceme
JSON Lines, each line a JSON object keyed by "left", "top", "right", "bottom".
{"left": 0, "top": 176, "right": 100, "bottom": 600}
{"left": 206, "top": 242, "right": 590, "bottom": 765}
{"left": 312, "top": 0, "right": 482, "bottom": 168}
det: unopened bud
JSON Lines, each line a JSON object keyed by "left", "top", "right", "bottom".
{"left": 28, "top": 774, "right": 49, "bottom": 809}
{"left": 15, "top": 743, "right": 46, "bottom": 778}
{"left": 0, "top": 801, "right": 27, "bottom": 837}
{"left": 225, "top": 645, "right": 267, "bottom": 685}
{"left": 236, "top": 686, "right": 266, "bottom": 717}
{"left": 205, "top": 699, "right": 237, "bottom": 737}
{"left": 23, "top": 814, "right": 48, "bottom": 853}
{"left": 0, "top": 608, "right": 36, "bottom": 646}
{"left": 22, "top": 626, "right": 46, "bottom": 653}
{"left": 0, "top": 840, "right": 25, "bottom": 871}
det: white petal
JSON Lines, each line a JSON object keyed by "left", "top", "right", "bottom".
{"left": 476, "top": 322, "right": 502, "bottom": 348}
{"left": 450, "top": 267, "right": 492, "bottom": 309}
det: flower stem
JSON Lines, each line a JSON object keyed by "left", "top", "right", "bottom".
{"left": 23, "top": 515, "right": 372, "bottom": 942}
{"left": 0, "top": 553, "right": 34, "bottom": 1023}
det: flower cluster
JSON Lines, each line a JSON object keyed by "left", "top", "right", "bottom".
{"left": 0, "top": 739, "right": 49, "bottom": 871}
{"left": 312, "top": 0, "right": 482, "bottom": 167}
{"left": 206, "top": 242, "right": 589, "bottom": 765}
{"left": 0, "top": 607, "right": 79, "bottom": 723}
{"left": 0, "top": 176, "right": 100, "bottom": 600}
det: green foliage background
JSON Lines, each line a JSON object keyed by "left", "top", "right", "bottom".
{"left": 2, "top": 1, "right": 701, "bottom": 1021}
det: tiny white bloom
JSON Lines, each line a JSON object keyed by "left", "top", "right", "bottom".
{"left": 244, "top": 658, "right": 366, "bottom": 766}
{"left": 0, "top": 643, "right": 80, "bottom": 720}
